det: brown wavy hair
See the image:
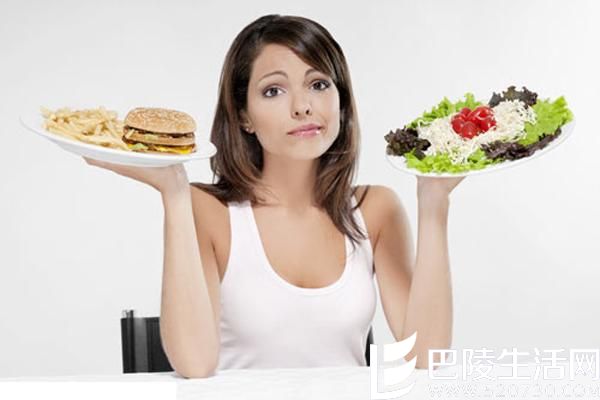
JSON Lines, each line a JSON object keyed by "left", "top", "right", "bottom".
{"left": 192, "top": 14, "right": 369, "bottom": 248}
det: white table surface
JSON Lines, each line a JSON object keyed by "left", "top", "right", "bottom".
{"left": 1, "top": 363, "right": 591, "bottom": 400}
{"left": 1, "top": 366, "right": 424, "bottom": 400}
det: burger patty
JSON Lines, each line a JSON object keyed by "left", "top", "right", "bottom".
{"left": 124, "top": 125, "right": 193, "bottom": 137}
{"left": 123, "top": 127, "right": 196, "bottom": 146}
{"left": 123, "top": 136, "right": 196, "bottom": 154}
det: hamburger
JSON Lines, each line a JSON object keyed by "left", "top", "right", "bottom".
{"left": 123, "top": 107, "right": 196, "bottom": 154}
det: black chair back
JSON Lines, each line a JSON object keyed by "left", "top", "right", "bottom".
{"left": 121, "top": 309, "right": 374, "bottom": 373}
{"left": 121, "top": 310, "right": 172, "bottom": 373}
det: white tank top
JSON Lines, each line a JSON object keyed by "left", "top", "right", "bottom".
{"left": 216, "top": 194, "right": 377, "bottom": 371}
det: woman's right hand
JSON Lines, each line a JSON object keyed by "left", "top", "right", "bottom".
{"left": 83, "top": 157, "right": 189, "bottom": 194}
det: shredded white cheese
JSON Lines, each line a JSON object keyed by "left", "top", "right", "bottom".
{"left": 417, "top": 100, "right": 537, "bottom": 164}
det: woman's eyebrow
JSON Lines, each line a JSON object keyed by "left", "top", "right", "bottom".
{"left": 258, "top": 68, "right": 319, "bottom": 83}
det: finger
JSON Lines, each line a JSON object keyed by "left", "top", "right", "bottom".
{"left": 83, "top": 157, "right": 111, "bottom": 170}
{"left": 83, "top": 157, "right": 97, "bottom": 166}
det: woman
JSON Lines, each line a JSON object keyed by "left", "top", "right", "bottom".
{"left": 85, "top": 14, "right": 462, "bottom": 378}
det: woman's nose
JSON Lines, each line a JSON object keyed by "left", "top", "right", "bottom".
{"left": 294, "top": 107, "right": 312, "bottom": 116}
{"left": 292, "top": 95, "right": 312, "bottom": 117}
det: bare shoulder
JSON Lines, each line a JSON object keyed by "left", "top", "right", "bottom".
{"left": 189, "top": 183, "right": 228, "bottom": 214}
{"left": 360, "top": 184, "right": 404, "bottom": 211}
{"left": 189, "top": 183, "right": 230, "bottom": 242}
{"left": 354, "top": 184, "right": 407, "bottom": 248}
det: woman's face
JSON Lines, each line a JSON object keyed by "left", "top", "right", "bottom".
{"left": 242, "top": 44, "right": 341, "bottom": 161}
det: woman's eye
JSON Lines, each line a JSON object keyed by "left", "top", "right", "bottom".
{"left": 263, "top": 87, "right": 283, "bottom": 98}
{"left": 312, "top": 80, "right": 331, "bottom": 91}
{"left": 262, "top": 80, "right": 330, "bottom": 98}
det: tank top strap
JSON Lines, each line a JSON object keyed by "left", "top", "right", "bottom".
{"left": 350, "top": 193, "right": 374, "bottom": 274}
{"left": 223, "top": 199, "right": 256, "bottom": 287}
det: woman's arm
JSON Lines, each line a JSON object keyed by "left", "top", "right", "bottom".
{"left": 401, "top": 187, "right": 453, "bottom": 369}
{"left": 159, "top": 176, "right": 220, "bottom": 379}
{"left": 403, "top": 177, "right": 462, "bottom": 368}
{"left": 82, "top": 159, "right": 220, "bottom": 378}
{"left": 370, "top": 178, "right": 462, "bottom": 370}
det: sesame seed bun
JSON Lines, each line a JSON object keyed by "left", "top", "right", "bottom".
{"left": 124, "top": 107, "right": 196, "bottom": 134}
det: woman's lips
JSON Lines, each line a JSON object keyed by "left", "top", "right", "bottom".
{"left": 288, "top": 127, "right": 322, "bottom": 137}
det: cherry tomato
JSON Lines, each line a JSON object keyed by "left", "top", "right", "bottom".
{"left": 473, "top": 106, "right": 491, "bottom": 118}
{"left": 468, "top": 106, "right": 491, "bottom": 122}
{"left": 452, "top": 118, "right": 465, "bottom": 133}
{"left": 460, "top": 107, "right": 471, "bottom": 117}
{"left": 460, "top": 121, "right": 479, "bottom": 139}
{"left": 474, "top": 118, "right": 485, "bottom": 130}
{"left": 478, "top": 117, "right": 494, "bottom": 132}
{"left": 451, "top": 114, "right": 467, "bottom": 133}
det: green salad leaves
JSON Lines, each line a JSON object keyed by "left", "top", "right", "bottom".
{"left": 405, "top": 149, "right": 500, "bottom": 174}
{"left": 520, "top": 96, "right": 574, "bottom": 146}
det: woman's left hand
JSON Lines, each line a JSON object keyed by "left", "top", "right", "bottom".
{"left": 416, "top": 176, "right": 465, "bottom": 201}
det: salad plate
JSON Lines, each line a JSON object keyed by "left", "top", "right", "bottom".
{"left": 385, "top": 86, "right": 574, "bottom": 177}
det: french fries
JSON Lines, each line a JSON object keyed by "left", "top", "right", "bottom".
{"left": 41, "top": 106, "right": 130, "bottom": 151}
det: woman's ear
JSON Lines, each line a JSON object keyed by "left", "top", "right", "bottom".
{"left": 239, "top": 111, "right": 255, "bottom": 134}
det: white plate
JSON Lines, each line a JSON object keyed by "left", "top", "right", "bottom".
{"left": 20, "top": 109, "right": 217, "bottom": 167}
{"left": 386, "top": 120, "right": 575, "bottom": 178}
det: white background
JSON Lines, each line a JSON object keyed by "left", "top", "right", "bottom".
{"left": 0, "top": 0, "right": 598, "bottom": 377}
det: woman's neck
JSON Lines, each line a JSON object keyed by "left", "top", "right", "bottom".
{"left": 257, "top": 155, "right": 319, "bottom": 211}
